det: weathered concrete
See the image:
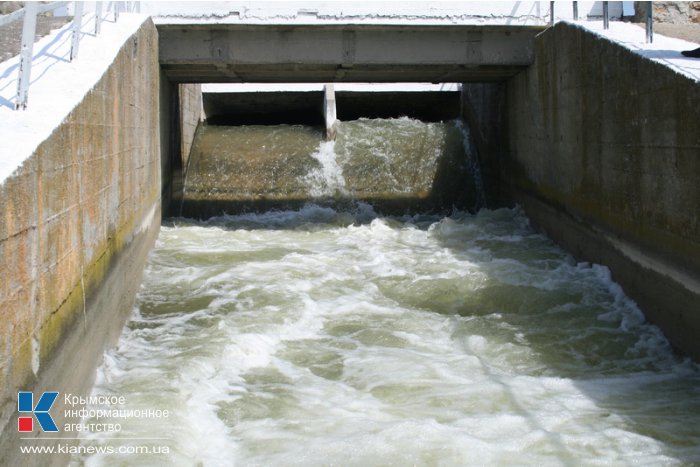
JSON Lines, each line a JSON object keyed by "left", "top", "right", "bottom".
{"left": 158, "top": 24, "right": 542, "bottom": 83}
{"left": 496, "top": 21, "right": 700, "bottom": 359}
{"left": 0, "top": 19, "right": 161, "bottom": 466}
{"left": 159, "top": 70, "right": 177, "bottom": 217}
{"left": 460, "top": 82, "right": 506, "bottom": 207}
{"left": 180, "top": 83, "right": 203, "bottom": 173}
{"left": 180, "top": 120, "right": 476, "bottom": 218}
{"left": 161, "top": 81, "right": 202, "bottom": 218}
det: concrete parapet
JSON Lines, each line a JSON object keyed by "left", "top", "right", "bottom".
{"left": 500, "top": 22, "right": 700, "bottom": 359}
{"left": 0, "top": 20, "right": 161, "bottom": 465}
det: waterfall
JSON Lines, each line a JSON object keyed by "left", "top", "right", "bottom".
{"left": 180, "top": 118, "right": 482, "bottom": 217}
{"left": 303, "top": 140, "right": 348, "bottom": 198}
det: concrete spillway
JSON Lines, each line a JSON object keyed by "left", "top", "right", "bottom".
{"left": 179, "top": 118, "right": 478, "bottom": 218}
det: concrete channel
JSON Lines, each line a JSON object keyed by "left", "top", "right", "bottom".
{"left": 0, "top": 10, "right": 698, "bottom": 466}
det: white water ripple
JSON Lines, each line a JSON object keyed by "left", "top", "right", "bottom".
{"left": 77, "top": 207, "right": 700, "bottom": 466}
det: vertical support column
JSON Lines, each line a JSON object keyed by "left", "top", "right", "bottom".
{"left": 324, "top": 83, "right": 337, "bottom": 141}
{"left": 573, "top": 1, "right": 579, "bottom": 21}
{"left": 70, "top": 1, "right": 84, "bottom": 62}
{"left": 15, "top": 2, "right": 38, "bottom": 110}
{"left": 95, "top": 1, "right": 103, "bottom": 35}
{"left": 646, "top": 2, "right": 654, "bottom": 43}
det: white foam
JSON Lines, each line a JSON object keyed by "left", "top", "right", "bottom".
{"left": 304, "top": 141, "right": 348, "bottom": 197}
{"left": 78, "top": 206, "right": 700, "bottom": 465}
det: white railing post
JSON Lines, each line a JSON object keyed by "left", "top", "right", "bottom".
{"left": 603, "top": 1, "right": 609, "bottom": 29}
{"left": 95, "top": 1, "right": 103, "bottom": 34}
{"left": 114, "top": 1, "right": 120, "bottom": 22}
{"left": 549, "top": 1, "right": 554, "bottom": 26}
{"left": 70, "top": 1, "right": 84, "bottom": 61}
{"left": 15, "top": 2, "right": 38, "bottom": 110}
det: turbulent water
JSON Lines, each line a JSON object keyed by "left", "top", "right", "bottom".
{"left": 74, "top": 117, "right": 700, "bottom": 465}
{"left": 75, "top": 203, "right": 700, "bottom": 466}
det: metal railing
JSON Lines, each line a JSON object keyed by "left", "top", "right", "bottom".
{"left": 3, "top": 2, "right": 134, "bottom": 110}
{"left": 550, "top": 1, "right": 653, "bottom": 42}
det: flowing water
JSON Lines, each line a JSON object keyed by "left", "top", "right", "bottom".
{"left": 181, "top": 118, "right": 476, "bottom": 217}
{"left": 75, "top": 119, "right": 700, "bottom": 466}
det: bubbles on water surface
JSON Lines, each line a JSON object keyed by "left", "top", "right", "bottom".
{"left": 76, "top": 119, "right": 700, "bottom": 466}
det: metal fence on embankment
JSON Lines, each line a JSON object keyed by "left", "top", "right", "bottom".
{"left": 0, "top": 1, "right": 140, "bottom": 110}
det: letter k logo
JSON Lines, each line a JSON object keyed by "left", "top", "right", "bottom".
{"left": 18, "top": 392, "right": 59, "bottom": 432}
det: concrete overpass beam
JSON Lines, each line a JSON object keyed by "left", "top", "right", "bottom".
{"left": 158, "top": 24, "right": 542, "bottom": 83}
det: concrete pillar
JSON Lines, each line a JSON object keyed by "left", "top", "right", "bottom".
{"left": 324, "top": 83, "right": 337, "bottom": 141}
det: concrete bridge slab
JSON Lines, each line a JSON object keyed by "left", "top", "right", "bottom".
{"left": 157, "top": 24, "right": 543, "bottom": 83}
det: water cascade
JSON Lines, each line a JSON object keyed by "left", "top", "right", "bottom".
{"left": 180, "top": 117, "right": 478, "bottom": 217}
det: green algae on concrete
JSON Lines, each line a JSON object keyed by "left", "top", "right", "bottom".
{"left": 498, "top": 22, "right": 700, "bottom": 360}
{"left": 0, "top": 19, "right": 162, "bottom": 467}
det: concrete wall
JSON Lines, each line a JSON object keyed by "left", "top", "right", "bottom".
{"left": 0, "top": 20, "right": 161, "bottom": 466}
{"left": 179, "top": 83, "right": 203, "bottom": 173}
{"left": 460, "top": 83, "right": 506, "bottom": 207}
{"left": 498, "top": 22, "right": 700, "bottom": 359}
{"left": 160, "top": 82, "right": 202, "bottom": 217}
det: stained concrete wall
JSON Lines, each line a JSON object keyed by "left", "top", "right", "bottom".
{"left": 0, "top": 20, "right": 161, "bottom": 466}
{"left": 495, "top": 22, "right": 700, "bottom": 359}
{"left": 179, "top": 83, "right": 203, "bottom": 173}
{"left": 460, "top": 83, "right": 506, "bottom": 207}
{"left": 158, "top": 24, "right": 540, "bottom": 83}
{"left": 160, "top": 81, "right": 201, "bottom": 218}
